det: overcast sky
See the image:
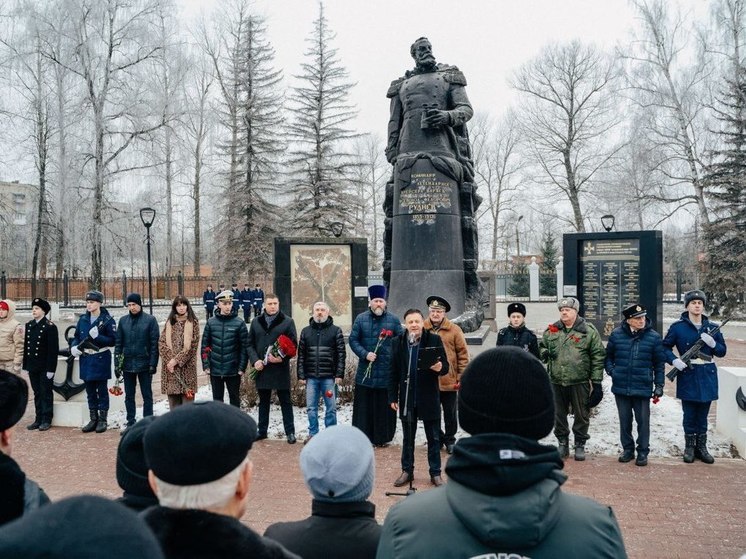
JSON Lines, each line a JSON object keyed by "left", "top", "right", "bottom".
{"left": 181, "top": 0, "right": 708, "bottom": 137}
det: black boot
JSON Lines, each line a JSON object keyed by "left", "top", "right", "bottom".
{"left": 683, "top": 434, "right": 696, "bottom": 463}
{"left": 557, "top": 438, "right": 569, "bottom": 459}
{"left": 574, "top": 445, "right": 586, "bottom": 461}
{"left": 695, "top": 433, "right": 715, "bottom": 464}
{"left": 95, "top": 410, "right": 108, "bottom": 433}
{"left": 81, "top": 409, "right": 98, "bottom": 433}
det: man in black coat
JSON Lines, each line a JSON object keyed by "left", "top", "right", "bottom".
{"left": 265, "top": 425, "right": 380, "bottom": 559}
{"left": 142, "top": 401, "right": 299, "bottom": 559}
{"left": 115, "top": 293, "right": 160, "bottom": 431}
{"left": 496, "top": 302, "right": 539, "bottom": 358}
{"left": 389, "top": 308, "right": 449, "bottom": 487}
{"left": 22, "top": 298, "right": 59, "bottom": 431}
{"left": 202, "top": 285, "right": 215, "bottom": 321}
{"left": 247, "top": 294, "right": 298, "bottom": 443}
{"left": 297, "top": 302, "right": 346, "bottom": 442}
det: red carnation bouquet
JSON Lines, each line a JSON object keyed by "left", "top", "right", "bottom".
{"left": 363, "top": 329, "right": 394, "bottom": 380}
{"left": 250, "top": 334, "right": 297, "bottom": 380}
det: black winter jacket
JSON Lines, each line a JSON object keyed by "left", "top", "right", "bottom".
{"left": 247, "top": 311, "right": 297, "bottom": 390}
{"left": 265, "top": 500, "right": 380, "bottom": 559}
{"left": 297, "top": 317, "right": 346, "bottom": 380}
{"left": 496, "top": 323, "right": 540, "bottom": 358}
{"left": 22, "top": 317, "right": 59, "bottom": 373}
{"left": 115, "top": 311, "right": 160, "bottom": 373}
{"left": 200, "top": 312, "right": 249, "bottom": 377}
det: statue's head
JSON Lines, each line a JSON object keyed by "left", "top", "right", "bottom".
{"left": 410, "top": 37, "right": 436, "bottom": 70}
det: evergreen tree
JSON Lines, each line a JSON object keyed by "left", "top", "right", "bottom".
{"left": 508, "top": 261, "right": 530, "bottom": 298}
{"left": 209, "top": 5, "right": 284, "bottom": 276}
{"left": 702, "top": 65, "right": 746, "bottom": 316}
{"left": 539, "top": 229, "right": 559, "bottom": 296}
{"left": 285, "top": 2, "right": 361, "bottom": 235}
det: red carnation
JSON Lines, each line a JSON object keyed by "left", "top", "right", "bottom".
{"left": 325, "top": 389, "right": 334, "bottom": 398}
{"left": 548, "top": 324, "right": 560, "bottom": 333}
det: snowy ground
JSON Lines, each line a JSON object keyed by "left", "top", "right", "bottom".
{"left": 108, "top": 374, "right": 736, "bottom": 459}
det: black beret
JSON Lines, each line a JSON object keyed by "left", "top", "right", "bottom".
{"left": 31, "top": 298, "right": 51, "bottom": 315}
{"left": 144, "top": 401, "right": 257, "bottom": 486}
{"left": 0, "top": 370, "right": 28, "bottom": 431}
{"left": 426, "top": 295, "right": 451, "bottom": 312}
{"left": 507, "top": 302, "right": 527, "bottom": 317}
{"left": 117, "top": 416, "right": 157, "bottom": 498}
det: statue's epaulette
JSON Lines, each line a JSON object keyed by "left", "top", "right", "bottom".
{"left": 387, "top": 78, "right": 404, "bottom": 98}
{"left": 441, "top": 66, "right": 467, "bottom": 86}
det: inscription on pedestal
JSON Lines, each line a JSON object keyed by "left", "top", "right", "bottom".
{"left": 399, "top": 172, "right": 454, "bottom": 225}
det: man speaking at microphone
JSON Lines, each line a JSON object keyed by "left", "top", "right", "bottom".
{"left": 389, "top": 309, "right": 449, "bottom": 488}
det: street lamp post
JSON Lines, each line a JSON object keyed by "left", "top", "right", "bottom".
{"left": 601, "top": 214, "right": 615, "bottom": 232}
{"left": 515, "top": 215, "right": 524, "bottom": 258}
{"left": 139, "top": 207, "right": 156, "bottom": 315}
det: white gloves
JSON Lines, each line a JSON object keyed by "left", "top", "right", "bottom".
{"left": 89, "top": 325, "right": 99, "bottom": 339}
{"left": 700, "top": 332, "right": 716, "bottom": 348}
{"left": 672, "top": 358, "right": 687, "bottom": 371}
{"left": 71, "top": 346, "right": 82, "bottom": 358}
{"left": 46, "top": 372, "right": 54, "bottom": 379}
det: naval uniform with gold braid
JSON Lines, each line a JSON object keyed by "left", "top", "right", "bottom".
{"left": 22, "top": 317, "right": 59, "bottom": 427}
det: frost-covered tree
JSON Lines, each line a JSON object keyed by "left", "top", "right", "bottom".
{"left": 285, "top": 2, "right": 360, "bottom": 236}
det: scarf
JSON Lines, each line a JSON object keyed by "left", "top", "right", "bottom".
{"left": 165, "top": 315, "right": 193, "bottom": 354}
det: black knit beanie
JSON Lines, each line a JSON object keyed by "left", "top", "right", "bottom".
{"left": 116, "top": 416, "right": 157, "bottom": 498}
{"left": 458, "top": 347, "right": 554, "bottom": 440}
{"left": 126, "top": 293, "right": 143, "bottom": 307}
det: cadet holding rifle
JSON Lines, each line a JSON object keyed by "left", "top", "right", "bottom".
{"left": 663, "top": 290, "right": 727, "bottom": 464}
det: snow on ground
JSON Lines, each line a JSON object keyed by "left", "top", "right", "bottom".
{"left": 108, "top": 374, "right": 736, "bottom": 458}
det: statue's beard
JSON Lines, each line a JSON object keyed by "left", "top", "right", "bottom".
{"left": 416, "top": 57, "right": 436, "bottom": 72}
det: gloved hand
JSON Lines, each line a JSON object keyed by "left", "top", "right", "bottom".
{"left": 71, "top": 345, "right": 82, "bottom": 358}
{"left": 89, "top": 325, "right": 99, "bottom": 339}
{"left": 700, "top": 332, "right": 716, "bottom": 348}
{"left": 672, "top": 358, "right": 687, "bottom": 371}
{"left": 653, "top": 384, "right": 664, "bottom": 398}
{"left": 46, "top": 371, "right": 55, "bottom": 380}
{"left": 587, "top": 382, "right": 603, "bottom": 407}
{"left": 149, "top": 366, "right": 156, "bottom": 376}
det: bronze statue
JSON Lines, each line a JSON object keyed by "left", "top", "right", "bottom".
{"left": 383, "top": 38, "right": 483, "bottom": 328}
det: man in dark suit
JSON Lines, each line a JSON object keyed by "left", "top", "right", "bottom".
{"left": 22, "top": 298, "right": 59, "bottom": 431}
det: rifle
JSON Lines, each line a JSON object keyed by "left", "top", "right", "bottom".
{"left": 666, "top": 318, "right": 729, "bottom": 381}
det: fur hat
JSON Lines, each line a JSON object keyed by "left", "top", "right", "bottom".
{"left": 144, "top": 401, "right": 256, "bottom": 486}
{"left": 0, "top": 495, "right": 164, "bottom": 559}
{"left": 684, "top": 290, "right": 706, "bottom": 307}
{"left": 300, "top": 426, "right": 374, "bottom": 503}
{"left": 0, "top": 369, "right": 28, "bottom": 432}
{"left": 31, "top": 298, "right": 51, "bottom": 315}
{"left": 458, "top": 347, "right": 555, "bottom": 440}
{"left": 557, "top": 297, "right": 580, "bottom": 312}
{"left": 117, "top": 416, "right": 157, "bottom": 499}
{"left": 125, "top": 293, "right": 143, "bottom": 307}
{"left": 85, "top": 291, "right": 104, "bottom": 303}
{"left": 507, "top": 302, "right": 527, "bottom": 317}
{"left": 368, "top": 285, "right": 387, "bottom": 300}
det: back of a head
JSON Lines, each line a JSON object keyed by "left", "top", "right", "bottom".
{"left": 300, "top": 425, "right": 375, "bottom": 503}
{"left": 144, "top": 401, "right": 257, "bottom": 487}
{"left": 117, "top": 416, "right": 158, "bottom": 499}
{"left": 458, "top": 347, "right": 554, "bottom": 440}
{"left": 0, "top": 495, "right": 164, "bottom": 559}
{"left": 0, "top": 370, "right": 28, "bottom": 432}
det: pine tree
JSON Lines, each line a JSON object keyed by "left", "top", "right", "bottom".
{"left": 285, "top": 2, "right": 361, "bottom": 236}
{"left": 508, "top": 261, "right": 530, "bottom": 298}
{"left": 209, "top": 6, "right": 284, "bottom": 276}
{"left": 703, "top": 65, "right": 746, "bottom": 316}
{"left": 539, "top": 229, "right": 559, "bottom": 296}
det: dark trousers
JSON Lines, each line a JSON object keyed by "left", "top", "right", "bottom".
{"left": 682, "top": 400, "right": 712, "bottom": 434}
{"left": 28, "top": 369, "right": 54, "bottom": 422}
{"left": 205, "top": 308, "right": 214, "bottom": 321}
{"left": 401, "top": 412, "right": 441, "bottom": 477}
{"left": 553, "top": 382, "right": 590, "bottom": 445}
{"left": 439, "top": 391, "right": 458, "bottom": 446}
{"left": 210, "top": 375, "right": 241, "bottom": 407}
{"left": 123, "top": 370, "right": 153, "bottom": 424}
{"left": 85, "top": 379, "right": 109, "bottom": 411}
{"left": 243, "top": 307, "right": 251, "bottom": 322}
{"left": 257, "top": 388, "right": 295, "bottom": 436}
{"left": 253, "top": 304, "right": 262, "bottom": 318}
{"left": 615, "top": 394, "right": 650, "bottom": 455}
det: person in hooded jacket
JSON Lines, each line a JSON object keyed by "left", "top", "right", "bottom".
{"left": 376, "top": 347, "right": 628, "bottom": 559}
{"left": 496, "top": 302, "right": 539, "bottom": 358}
{"left": 296, "top": 302, "right": 346, "bottom": 442}
{"left": 663, "top": 290, "right": 727, "bottom": 464}
{"left": 604, "top": 304, "right": 666, "bottom": 466}
{"left": 0, "top": 300, "right": 24, "bottom": 375}
{"left": 71, "top": 291, "right": 117, "bottom": 434}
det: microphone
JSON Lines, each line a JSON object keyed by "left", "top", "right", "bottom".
{"left": 409, "top": 333, "right": 416, "bottom": 345}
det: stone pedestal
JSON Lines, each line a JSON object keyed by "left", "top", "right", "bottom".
{"left": 716, "top": 367, "right": 746, "bottom": 458}
{"left": 388, "top": 158, "right": 465, "bottom": 317}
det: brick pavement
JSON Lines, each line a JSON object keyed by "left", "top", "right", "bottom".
{"left": 12, "top": 406, "right": 746, "bottom": 559}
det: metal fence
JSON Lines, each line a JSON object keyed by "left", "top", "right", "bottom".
{"left": 0, "top": 271, "right": 274, "bottom": 309}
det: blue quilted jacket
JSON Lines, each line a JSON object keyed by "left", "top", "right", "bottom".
{"left": 349, "top": 309, "right": 404, "bottom": 388}
{"left": 604, "top": 318, "right": 666, "bottom": 398}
